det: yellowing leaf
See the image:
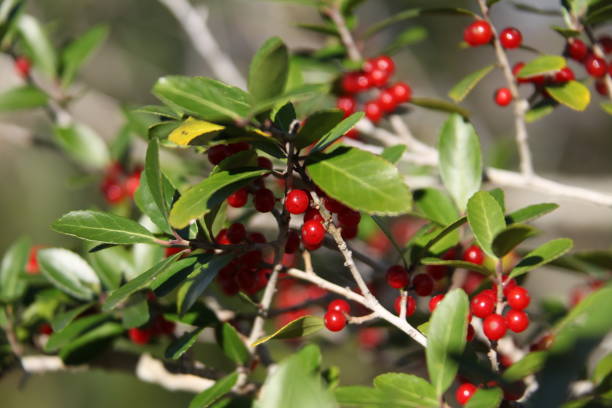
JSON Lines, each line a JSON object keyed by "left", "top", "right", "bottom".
{"left": 168, "top": 117, "right": 225, "bottom": 146}
{"left": 545, "top": 81, "right": 591, "bottom": 111}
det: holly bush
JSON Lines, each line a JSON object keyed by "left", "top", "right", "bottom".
{"left": 0, "top": 0, "right": 611, "bottom": 407}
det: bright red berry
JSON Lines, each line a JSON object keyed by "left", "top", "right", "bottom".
{"left": 494, "top": 87, "right": 513, "bottom": 106}
{"left": 554, "top": 66, "right": 575, "bottom": 83}
{"left": 344, "top": 128, "right": 359, "bottom": 139}
{"left": 257, "top": 156, "right": 273, "bottom": 170}
{"left": 304, "top": 208, "right": 324, "bottom": 223}
{"left": 388, "top": 81, "right": 412, "bottom": 103}
{"left": 341, "top": 73, "right": 360, "bottom": 93}
{"left": 483, "top": 314, "right": 507, "bottom": 341}
{"left": 464, "top": 20, "right": 493, "bottom": 47}
{"left": 284, "top": 229, "right": 300, "bottom": 254}
{"left": 584, "top": 54, "right": 607, "bottom": 78}
{"left": 499, "top": 27, "right": 523, "bottom": 49}
{"left": 124, "top": 169, "right": 142, "bottom": 198}
{"left": 393, "top": 295, "right": 416, "bottom": 316}
{"left": 129, "top": 327, "right": 152, "bottom": 345}
{"left": 301, "top": 220, "right": 325, "bottom": 247}
{"left": 328, "top": 299, "right": 351, "bottom": 315}
{"left": 506, "top": 286, "right": 530, "bottom": 310}
{"left": 254, "top": 188, "right": 275, "bottom": 212}
{"left": 324, "top": 310, "right": 347, "bottom": 331}
{"left": 364, "top": 101, "right": 383, "bottom": 123}
{"left": 355, "top": 73, "right": 371, "bottom": 91}
{"left": 227, "top": 223, "right": 246, "bottom": 244}
{"left": 26, "top": 246, "right": 42, "bottom": 274}
{"left": 227, "top": 188, "right": 248, "bottom": 208}
{"left": 285, "top": 189, "right": 310, "bottom": 214}
{"left": 375, "top": 89, "right": 395, "bottom": 112}
{"left": 207, "top": 144, "right": 229, "bottom": 165}
{"left": 215, "top": 228, "right": 231, "bottom": 245}
{"left": 456, "top": 383, "right": 477, "bottom": 405}
{"left": 506, "top": 309, "right": 529, "bottom": 333}
{"left": 463, "top": 245, "right": 484, "bottom": 265}
{"left": 14, "top": 56, "right": 31, "bottom": 78}
{"left": 165, "top": 246, "right": 183, "bottom": 257}
{"left": 429, "top": 294, "right": 444, "bottom": 313}
{"left": 386, "top": 265, "right": 409, "bottom": 289}
{"left": 337, "top": 96, "right": 357, "bottom": 117}
{"left": 566, "top": 38, "right": 588, "bottom": 61}
{"left": 368, "top": 56, "right": 395, "bottom": 74}
{"left": 367, "top": 69, "right": 391, "bottom": 87}
{"left": 413, "top": 273, "right": 434, "bottom": 296}
{"left": 470, "top": 293, "right": 496, "bottom": 318}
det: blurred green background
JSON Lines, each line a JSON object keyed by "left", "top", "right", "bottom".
{"left": 0, "top": 0, "right": 611, "bottom": 406}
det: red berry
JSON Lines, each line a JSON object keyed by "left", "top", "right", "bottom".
{"left": 506, "top": 309, "right": 529, "bottom": 333}
{"left": 429, "top": 294, "right": 444, "bottom": 313}
{"left": 215, "top": 229, "right": 231, "bottom": 245}
{"left": 301, "top": 220, "right": 325, "bottom": 247}
{"left": 596, "top": 80, "right": 609, "bottom": 96}
{"left": 377, "top": 89, "right": 397, "bottom": 112}
{"left": 207, "top": 145, "right": 229, "bottom": 165}
{"left": 512, "top": 62, "right": 530, "bottom": 84}
{"left": 506, "top": 286, "right": 530, "bottom": 310}
{"left": 165, "top": 246, "right": 183, "bottom": 257}
{"left": 340, "top": 223, "right": 358, "bottom": 240}
{"left": 566, "top": 38, "right": 588, "bottom": 61}
{"left": 456, "top": 383, "right": 477, "bottom": 405}
{"left": 39, "top": 322, "right": 53, "bottom": 335}
{"left": 367, "top": 69, "right": 391, "bottom": 87}
{"left": 337, "top": 96, "right": 357, "bottom": 117}
{"left": 499, "top": 27, "right": 523, "bottom": 49}
{"left": 467, "top": 324, "right": 475, "bottom": 341}
{"left": 248, "top": 232, "right": 266, "bottom": 244}
{"left": 470, "top": 293, "right": 496, "bottom": 318}
{"left": 483, "top": 314, "right": 507, "bottom": 341}
{"left": 124, "top": 169, "right": 142, "bottom": 198}
{"left": 227, "top": 188, "right": 248, "bottom": 208}
{"left": 341, "top": 72, "right": 360, "bottom": 93}
{"left": 344, "top": 129, "right": 359, "bottom": 139}
{"left": 129, "top": 327, "right": 152, "bottom": 345}
{"left": 227, "top": 142, "right": 250, "bottom": 155}
{"left": 599, "top": 36, "right": 612, "bottom": 54}
{"left": 463, "top": 245, "right": 484, "bottom": 265}
{"left": 254, "top": 188, "right": 275, "bottom": 212}
{"left": 355, "top": 73, "right": 371, "bottom": 91}
{"left": 413, "top": 274, "right": 434, "bottom": 296}
{"left": 103, "top": 182, "right": 125, "bottom": 204}
{"left": 241, "top": 250, "right": 262, "bottom": 269}
{"left": 554, "top": 66, "right": 575, "bottom": 83}
{"left": 285, "top": 189, "right": 310, "bottom": 214}
{"left": 386, "top": 265, "right": 409, "bottom": 289}
{"left": 388, "top": 81, "right": 412, "bottom": 103}
{"left": 364, "top": 101, "right": 383, "bottom": 123}
{"left": 464, "top": 20, "right": 493, "bottom": 47}
{"left": 285, "top": 229, "right": 300, "bottom": 254}
{"left": 324, "top": 310, "right": 347, "bottom": 331}
{"left": 328, "top": 299, "right": 351, "bottom": 314}
{"left": 393, "top": 295, "right": 416, "bottom": 316}
{"left": 584, "top": 54, "right": 607, "bottom": 78}
{"left": 324, "top": 197, "right": 347, "bottom": 214}
{"left": 337, "top": 209, "right": 361, "bottom": 227}
{"left": 257, "top": 156, "right": 273, "bottom": 170}
{"left": 494, "top": 87, "right": 513, "bottom": 106}
{"left": 304, "top": 208, "right": 324, "bottom": 223}
{"left": 14, "top": 56, "right": 31, "bottom": 78}
{"left": 26, "top": 246, "right": 42, "bottom": 275}
{"left": 371, "top": 56, "right": 395, "bottom": 74}
{"left": 426, "top": 248, "right": 456, "bottom": 280}
{"left": 227, "top": 223, "right": 246, "bottom": 244}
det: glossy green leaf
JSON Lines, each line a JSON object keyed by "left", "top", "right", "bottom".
{"left": 426, "top": 289, "right": 469, "bottom": 397}
{"left": 517, "top": 55, "right": 566, "bottom": 78}
{"left": 59, "top": 321, "right": 123, "bottom": 363}
{"left": 467, "top": 192, "right": 506, "bottom": 258}
{"left": 166, "top": 327, "right": 205, "bottom": 360}
{"left": 217, "top": 322, "right": 249, "bottom": 365}
{"left": 45, "top": 313, "right": 110, "bottom": 352}
{"left": 312, "top": 112, "right": 364, "bottom": 152}
{"left": 525, "top": 100, "right": 556, "bottom": 123}
{"left": 502, "top": 351, "right": 547, "bottom": 382}
{"left": 121, "top": 293, "right": 149, "bottom": 329}
{"left": 179, "top": 254, "right": 233, "bottom": 315}
{"left": 144, "top": 138, "right": 171, "bottom": 228}
{"left": 592, "top": 353, "right": 612, "bottom": 385}
{"left": 17, "top": 14, "right": 56, "bottom": 76}
{"left": 153, "top": 76, "right": 251, "bottom": 122}
{"left": 465, "top": 387, "right": 503, "bottom": 408}
{"left": 509, "top": 238, "right": 573, "bottom": 278}
{"left": 421, "top": 217, "right": 467, "bottom": 255}
{"left": 413, "top": 188, "right": 459, "bottom": 226}
{"left": 249, "top": 83, "right": 328, "bottom": 116}
{"left": 505, "top": 203, "right": 558, "bottom": 224}
{"left": 381, "top": 26, "right": 427, "bottom": 55}
{"left": 410, "top": 97, "right": 470, "bottom": 118}
{"left": 0, "top": 85, "right": 48, "bottom": 111}
{"left": 169, "top": 168, "right": 267, "bottom": 229}
{"left": 38, "top": 248, "right": 100, "bottom": 300}
{"left": 380, "top": 145, "right": 406, "bottom": 164}
{"left": 438, "top": 114, "right": 482, "bottom": 211}
{"left": 135, "top": 105, "right": 181, "bottom": 120}
{"left": 163, "top": 303, "right": 218, "bottom": 328}
{"left": 53, "top": 123, "right": 110, "bottom": 169}
{"left": 253, "top": 315, "right": 324, "bottom": 346}
{"left": 51, "top": 303, "right": 96, "bottom": 332}
{"left": 295, "top": 110, "right": 344, "bottom": 149}
{"left": 189, "top": 372, "right": 239, "bottom": 408}
{"left": 53, "top": 210, "right": 157, "bottom": 244}
{"left": 134, "top": 169, "right": 175, "bottom": 235}
{"left": 492, "top": 224, "right": 538, "bottom": 257}
{"left": 88, "top": 244, "right": 132, "bottom": 290}
{"left": 61, "top": 25, "right": 108, "bottom": 86}
{"left": 421, "top": 258, "right": 491, "bottom": 275}
{"left": 306, "top": 146, "right": 412, "bottom": 215}
{"left": 545, "top": 80, "right": 590, "bottom": 111}
{"left": 449, "top": 65, "right": 495, "bottom": 102}
{"left": 0, "top": 236, "right": 30, "bottom": 303}
{"left": 248, "top": 37, "right": 289, "bottom": 103}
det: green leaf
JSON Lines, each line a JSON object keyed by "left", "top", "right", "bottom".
{"left": 312, "top": 112, "right": 364, "bottom": 152}
{"left": 509, "top": 238, "right": 573, "bottom": 278}
{"left": 189, "top": 372, "right": 239, "bottom": 408}
{"left": 252, "top": 315, "right": 324, "bottom": 346}
{"left": 0, "top": 236, "right": 29, "bottom": 303}
{"left": 525, "top": 99, "right": 556, "bottom": 123}
{"left": 438, "top": 114, "right": 482, "bottom": 211}
{"left": 179, "top": 254, "right": 234, "bottom": 315}
{"left": 153, "top": 76, "right": 251, "bottom": 122}
{"left": 134, "top": 170, "right": 175, "bottom": 235}
{"left": 492, "top": 224, "right": 538, "bottom": 257}
{"left": 17, "top": 14, "right": 56, "bottom": 76}
{"left": 45, "top": 313, "right": 110, "bottom": 352}
{"left": 306, "top": 146, "right": 412, "bottom": 215}
{"left": 51, "top": 303, "right": 96, "bottom": 332}
{"left": 166, "top": 327, "right": 205, "bottom": 360}
{"left": 465, "top": 388, "right": 503, "bottom": 408}
{"left": 295, "top": 110, "right": 344, "bottom": 149}
{"left": 593, "top": 353, "right": 612, "bottom": 385}
{"left": 0, "top": 85, "right": 48, "bottom": 111}
{"left": 53, "top": 123, "right": 110, "bottom": 169}
{"left": 449, "top": 65, "right": 495, "bottom": 102}
{"left": 217, "top": 322, "right": 249, "bottom": 365}
{"left": 38, "top": 248, "right": 100, "bottom": 300}
{"left": 409, "top": 97, "right": 470, "bottom": 118}
{"left": 601, "top": 101, "right": 612, "bottom": 115}
{"left": 381, "top": 26, "right": 427, "bottom": 55}
{"left": 421, "top": 258, "right": 491, "bottom": 276}
{"left": 545, "top": 80, "right": 591, "bottom": 111}
{"left": 144, "top": 138, "right": 170, "bottom": 225}
{"left": 248, "top": 37, "right": 289, "bottom": 103}
{"left": 426, "top": 289, "right": 469, "bottom": 397}
{"left": 413, "top": 188, "right": 459, "bottom": 226}
{"left": 59, "top": 321, "right": 123, "bottom": 364}
{"left": 121, "top": 293, "right": 150, "bottom": 329}
{"left": 467, "top": 192, "right": 506, "bottom": 258}
{"left": 103, "top": 254, "right": 185, "bottom": 311}
{"left": 421, "top": 217, "right": 467, "bottom": 256}
{"left": 168, "top": 168, "right": 267, "bottom": 229}
{"left": 517, "top": 55, "right": 566, "bottom": 78}
{"left": 249, "top": 83, "right": 328, "bottom": 116}
{"left": 380, "top": 145, "right": 406, "bottom": 164}
{"left": 52, "top": 210, "right": 157, "bottom": 245}
{"left": 502, "top": 351, "right": 547, "bottom": 382}
{"left": 88, "top": 244, "right": 132, "bottom": 290}
{"left": 60, "top": 25, "right": 108, "bottom": 87}
{"left": 505, "top": 203, "right": 558, "bottom": 224}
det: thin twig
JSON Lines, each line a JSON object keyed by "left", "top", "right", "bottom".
{"left": 324, "top": 5, "right": 362, "bottom": 61}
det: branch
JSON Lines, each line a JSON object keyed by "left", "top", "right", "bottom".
{"left": 324, "top": 5, "right": 362, "bottom": 61}
{"left": 157, "top": 0, "right": 246, "bottom": 88}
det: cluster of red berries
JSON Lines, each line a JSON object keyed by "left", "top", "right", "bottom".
{"left": 337, "top": 55, "right": 412, "bottom": 129}
{"left": 463, "top": 20, "right": 522, "bottom": 49}
{"left": 323, "top": 299, "right": 350, "bottom": 332}
{"left": 456, "top": 377, "right": 526, "bottom": 404}
{"left": 564, "top": 37, "right": 611, "bottom": 95}
{"left": 128, "top": 314, "right": 176, "bottom": 345}
{"left": 14, "top": 56, "right": 31, "bottom": 78}
{"left": 100, "top": 162, "right": 142, "bottom": 205}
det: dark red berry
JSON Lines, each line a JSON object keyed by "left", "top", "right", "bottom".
{"left": 566, "top": 38, "right": 588, "bottom": 61}
{"left": 463, "top": 245, "right": 484, "bottom": 265}
{"left": 599, "top": 36, "right": 612, "bottom": 54}
{"left": 456, "top": 383, "right": 477, "bottom": 405}
{"left": 215, "top": 228, "right": 232, "bottom": 245}
{"left": 248, "top": 232, "right": 266, "bottom": 244}
{"left": 324, "top": 197, "right": 347, "bottom": 214}
{"left": 301, "top": 220, "right": 325, "bottom": 247}
{"left": 227, "top": 223, "right": 246, "bottom": 244}
{"left": 426, "top": 248, "right": 456, "bottom": 280}
{"left": 285, "top": 189, "right": 310, "bottom": 214}
{"left": 364, "top": 101, "right": 383, "bottom": 123}
{"left": 14, "top": 56, "right": 31, "bottom": 78}
{"left": 464, "top": 20, "right": 493, "bottom": 46}
{"left": 596, "top": 80, "right": 609, "bottom": 96}
{"left": 483, "top": 314, "right": 507, "bottom": 341}
{"left": 207, "top": 145, "right": 229, "bottom": 165}
{"left": 241, "top": 250, "right": 262, "bottom": 269}
{"left": 499, "top": 27, "right": 523, "bottom": 49}
{"left": 388, "top": 81, "right": 412, "bottom": 103}
{"left": 324, "top": 310, "right": 347, "bottom": 331}
{"left": 506, "top": 286, "right": 530, "bottom": 310}
{"left": 554, "top": 66, "right": 575, "bottom": 83}
{"left": 394, "top": 295, "right": 416, "bottom": 316}
{"left": 337, "top": 209, "right": 361, "bottom": 227}
{"left": 429, "top": 294, "right": 444, "bottom": 313}
{"left": 254, "top": 188, "right": 275, "bottom": 212}
{"left": 467, "top": 324, "right": 475, "bottom": 341}
{"left": 470, "top": 293, "right": 496, "bottom": 318}
{"left": 506, "top": 309, "right": 529, "bottom": 333}
{"left": 386, "top": 265, "right": 409, "bottom": 289}
{"left": 584, "top": 54, "right": 607, "bottom": 78}
{"left": 227, "top": 142, "right": 250, "bottom": 155}
{"left": 285, "top": 229, "right": 301, "bottom": 254}
{"left": 494, "top": 87, "right": 513, "bottom": 106}
{"left": 165, "top": 246, "right": 183, "bottom": 258}
{"left": 413, "top": 274, "right": 434, "bottom": 296}
{"left": 304, "top": 208, "right": 323, "bottom": 223}
{"left": 337, "top": 96, "right": 357, "bottom": 117}
{"left": 227, "top": 188, "right": 248, "bottom": 208}
{"left": 257, "top": 156, "right": 273, "bottom": 170}
{"left": 340, "top": 224, "right": 358, "bottom": 240}
{"left": 328, "top": 299, "right": 351, "bottom": 314}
